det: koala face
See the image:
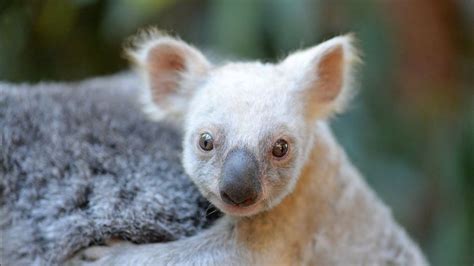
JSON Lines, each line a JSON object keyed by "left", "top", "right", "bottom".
{"left": 128, "top": 29, "right": 358, "bottom": 217}
{"left": 182, "top": 63, "right": 314, "bottom": 216}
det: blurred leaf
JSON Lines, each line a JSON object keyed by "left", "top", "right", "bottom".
{"left": 0, "top": 3, "right": 30, "bottom": 80}
{"left": 209, "top": 0, "right": 264, "bottom": 58}
{"left": 36, "top": 0, "right": 77, "bottom": 42}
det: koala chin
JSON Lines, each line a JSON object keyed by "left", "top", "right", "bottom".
{"left": 71, "top": 29, "right": 427, "bottom": 265}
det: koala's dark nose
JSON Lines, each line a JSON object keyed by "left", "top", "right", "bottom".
{"left": 219, "top": 148, "right": 261, "bottom": 207}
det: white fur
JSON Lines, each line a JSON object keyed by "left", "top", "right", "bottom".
{"left": 126, "top": 29, "right": 211, "bottom": 124}
{"left": 279, "top": 34, "right": 360, "bottom": 116}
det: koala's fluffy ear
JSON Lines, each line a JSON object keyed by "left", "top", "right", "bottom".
{"left": 127, "top": 30, "right": 211, "bottom": 121}
{"left": 280, "top": 35, "right": 360, "bottom": 120}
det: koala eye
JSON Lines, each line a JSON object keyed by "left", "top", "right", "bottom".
{"left": 199, "top": 132, "right": 214, "bottom": 151}
{"left": 272, "top": 139, "right": 288, "bottom": 158}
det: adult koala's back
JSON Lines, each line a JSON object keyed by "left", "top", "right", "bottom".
{"left": 0, "top": 73, "right": 219, "bottom": 265}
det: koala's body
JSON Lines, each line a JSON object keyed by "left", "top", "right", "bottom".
{"left": 73, "top": 30, "right": 427, "bottom": 265}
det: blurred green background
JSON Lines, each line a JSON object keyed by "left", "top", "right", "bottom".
{"left": 0, "top": 0, "right": 473, "bottom": 264}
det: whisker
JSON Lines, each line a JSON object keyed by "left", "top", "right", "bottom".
{"left": 206, "top": 208, "right": 219, "bottom": 217}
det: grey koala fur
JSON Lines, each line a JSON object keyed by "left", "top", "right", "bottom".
{"left": 0, "top": 73, "right": 221, "bottom": 265}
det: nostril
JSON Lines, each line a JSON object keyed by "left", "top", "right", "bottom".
{"left": 220, "top": 191, "right": 236, "bottom": 205}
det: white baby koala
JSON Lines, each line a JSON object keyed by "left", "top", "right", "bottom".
{"left": 73, "top": 29, "right": 427, "bottom": 265}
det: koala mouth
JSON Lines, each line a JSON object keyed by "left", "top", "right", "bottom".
{"left": 211, "top": 183, "right": 264, "bottom": 217}
{"left": 220, "top": 189, "right": 259, "bottom": 207}
{"left": 215, "top": 197, "right": 263, "bottom": 217}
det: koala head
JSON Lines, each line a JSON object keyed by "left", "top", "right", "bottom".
{"left": 128, "top": 29, "right": 359, "bottom": 217}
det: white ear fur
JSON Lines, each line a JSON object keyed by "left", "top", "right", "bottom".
{"left": 280, "top": 34, "right": 360, "bottom": 119}
{"left": 126, "top": 29, "right": 211, "bottom": 122}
